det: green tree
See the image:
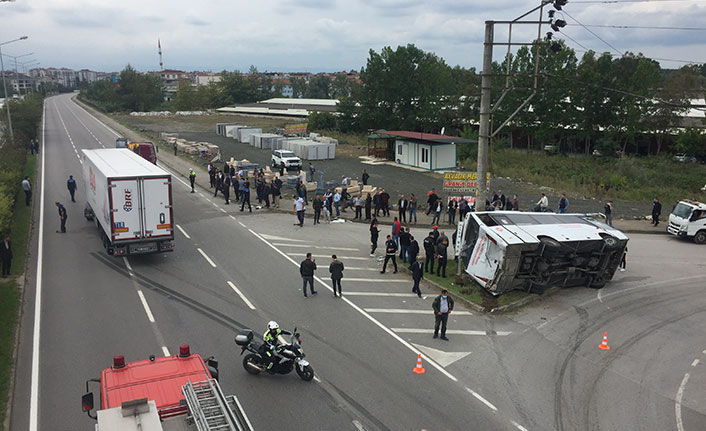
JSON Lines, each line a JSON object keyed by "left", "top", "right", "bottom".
{"left": 173, "top": 79, "right": 198, "bottom": 110}
{"left": 116, "top": 65, "right": 163, "bottom": 112}
{"left": 291, "top": 77, "right": 306, "bottom": 98}
{"left": 308, "top": 110, "right": 337, "bottom": 131}
{"left": 330, "top": 74, "right": 350, "bottom": 98}
{"left": 305, "top": 75, "right": 331, "bottom": 99}
{"left": 675, "top": 128, "right": 706, "bottom": 158}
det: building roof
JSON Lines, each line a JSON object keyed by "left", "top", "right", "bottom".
{"left": 260, "top": 98, "right": 338, "bottom": 107}
{"left": 375, "top": 130, "right": 476, "bottom": 144}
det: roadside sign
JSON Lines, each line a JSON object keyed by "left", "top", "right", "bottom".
{"left": 443, "top": 172, "right": 490, "bottom": 194}
{"left": 285, "top": 123, "right": 307, "bottom": 134}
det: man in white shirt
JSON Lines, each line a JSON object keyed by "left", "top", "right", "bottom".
{"left": 536, "top": 193, "right": 548, "bottom": 212}
{"left": 294, "top": 195, "right": 306, "bottom": 227}
{"left": 21, "top": 177, "right": 32, "bottom": 206}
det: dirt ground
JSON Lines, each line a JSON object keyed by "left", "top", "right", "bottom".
{"left": 115, "top": 114, "right": 656, "bottom": 219}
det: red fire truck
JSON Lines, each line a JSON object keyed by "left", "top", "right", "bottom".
{"left": 82, "top": 344, "right": 253, "bottom": 431}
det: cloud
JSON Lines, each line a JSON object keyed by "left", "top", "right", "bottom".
{"left": 185, "top": 15, "right": 209, "bottom": 26}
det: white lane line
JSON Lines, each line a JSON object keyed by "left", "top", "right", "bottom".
{"left": 70, "top": 97, "right": 121, "bottom": 137}
{"left": 219, "top": 208, "right": 227, "bottom": 213}
{"left": 197, "top": 248, "right": 217, "bottom": 267}
{"left": 169, "top": 172, "right": 191, "bottom": 188}
{"left": 703, "top": 349, "right": 706, "bottom": 355}
{"left": 352, "top": 420, "right": 366, "bottom": 431}
{"left": 346, "top": 278, "right": 408, "bottom": 283}
{"left": 198, "top": 192, "right": 205, "bottom": 197}
{"left": 272, "top": 243, "right": 361, "bottom": 251}
{"left": 466, "top": 387, "right": 498, "bottom": 412}
{"left": 238, "top": 221, "right": 246, "bottom": 228}
{"left": 392, "top": 328, "right": 512, "bottom": 336}
{"left": 64, "top": 102, "right": 106, "bottom": 147}
{"left": 287, "top": 252, "right": 369, "bottom": 260}
{"left": 162, "top": 346, "right": 171, "bottom": 357}
{"left": 30, "top": 100, "right": 47, "bottom": 431}
{"left": 212, "top": 202, "right": 219, "bottom": 207}
{"left": 692, "top": 359, "right": 700, "bottom": 367}
{"left": 675, "top": 373, "right": 690, "bottom": 431}
{"left": 365, "top": 308, "right": 473, "bottom": 316}
{"left": 137, "top": 290, "right": 156, "bottom": 323}
{"left": 227, "top": 281, "right": 256, "bottom": 310}
{"left": 510, "top": 420, "right": 529, "bottom": 431}
{"left": 248, "top": 229, "right": 459, "bottom": 383}
{"left": 176, "top": 224, "right": 191, "bottom": 239}
{"left": 229, "top": 215, "right": 236, "bottom": 220}
{"left": 343, "top": 267, "right": 381, "bottom": 272}
{"left": 313, "top": 375, "right": 322, "bottom": 383}
{"left": 345, "top": 292, "right": 422, "bottom": 297}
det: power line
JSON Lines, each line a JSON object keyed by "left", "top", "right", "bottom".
{"left": 568, "top": 24, "right": 706, "bottom": 30}
{"left": 563, "top": 10, "right": 624, "bottom": 56}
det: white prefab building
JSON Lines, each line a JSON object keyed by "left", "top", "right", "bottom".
{"left": 374, "top": 130, "right": 474, "bottom": 171}
{"left": 250, "top": 133, "right": 283, "bottom": 149}
{"left": 237, "top": 127, "right": 262, "bottom": 143}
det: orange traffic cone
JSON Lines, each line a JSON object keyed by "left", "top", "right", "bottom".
{"left": 413, "top": 353, "right": 426, "bottom": 374}
{"left": 598, "top": 331, "right": 610, "bottom": 350}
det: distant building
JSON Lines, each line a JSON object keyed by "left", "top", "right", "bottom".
{"left": 272, "top": 79, "right": 293, "bottom": 98}
{"left": 371, "top": 130, "right": 474, "bottom": 171}
{"left": 195, "top": 72, "right": 221, "bottom": 87}
{"left": 1, "top": 71, "right": 33, "bottom": 94}
{"left": 29, "top": 67, "right": 100, "bottom": 89}
{"left": 216, "top": 97, "right": 338, "bottom": 118}
{"left": 151, "top": 69, "right": 191, "bottom": 101}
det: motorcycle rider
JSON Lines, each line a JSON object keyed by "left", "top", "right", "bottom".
{"left": 261, "top": 321, "right": 291, "bottom": 370}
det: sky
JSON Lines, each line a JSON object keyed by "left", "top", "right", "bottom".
{"left": 2, "top": 0, "right": 706, "bottom": 73}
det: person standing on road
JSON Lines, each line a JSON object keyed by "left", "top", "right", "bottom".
{"left": 409, "top": 193, "right": 418, "bottom": 224}
{"left": 354, "top": 194, "right": 364, "bottom": 220}
{"left": 21, "top": 177, "right": 31, "bottom": 206}
{"left": 333, "top": 190, "right": 341, "bottom": 218}
{"left": 364, "top": 193, "right": 372, "bottom": 221}
{"left": 380, "top": 235, "right": 398, "bottom": 274}
{"left": 313, "top": 194, "right": 323, "bottom": 225}
{"left": 408, "top": 235, "right": 420, "bottom": 263}
{"left": 279, "top": 161, "right": 285, "bottom": 176}
{"left": 423, "top": 232, "right": 436, "bottom": 274}
{"left": 294, "top": 195, "right": 306, "bottom": 227}
{"left": 323, "top": 194, "right": 332, "bottom": 223}
{"left": 55, "top": 201, "right": 67, "bottom": 233}
{"left": 189, "top": 169, "right": 196, "bottom": 193}
{"left": 370, "top": 218, "right": 380, "bottom": 255}
{"left": 651, "top": 198, "right": 662, "bottom": 226}
{"left": 398, "top": 194, "right": 408, "bottom": 223}
{"left": 208, "top": 163, "right": 215, "bottom": 188}
{"left": 0, "top": 234, "right": 12, "bottom": 277}
{"left": 399, "top": 227, "right": 411, "bottom": 263}
{"left": 380, "top": 189, "right": 390, "bottom": 217}
{"left": 431, "top": 200, "right": 443, "bottom": 225}
{"left": 173, "top": 142, "right": 177, "bottom": 155}
{"left": 432, "top": 289, "right": 454, "bottom": 340}
{"left": 447, "top": 198, "right": 457, "bottom": 225}
{"left": 426, "top": 189, "right": 439, "bottom": 215}
{"left": 300, "top": 253, "right": 318, "bottom": 298}
{"left": 240, "top": 180, "right": 252, "bottom": 212}
{"left": 410, "top": 255, "right": 423, "bottom": 298}
{"left": 604, "top": 200, "right": 613, "bottom": 227}
{"left": 213, "top": 170, "right": 222, "bottom": 197}
{"left": 558, "top": 193, "right": 569, "bottom": 214}
{"left": 222, "top": 174, "right": 231, "bottom": 205}
{"left": 373, "top": 191, "right": 381, "bottom": 217}
{"left": 273, "top": 176, "right": 282, "bottom": 207}
{"left": 362, "top": 169, "right": 369, "bottom": 185}
{"left": 436, "top": 239, "right": 448, "bottom": 278}
{"left": 329, "top": 255, "right": 344, "bottom": 297}
{"left": 391, "top": 217, "right": 401, "bottom": 247}
{"left": 67, "top": 175, "right": 77, "bottom": 203}
{"left": 512, "top": 194, "right": 519, "bottom": 211}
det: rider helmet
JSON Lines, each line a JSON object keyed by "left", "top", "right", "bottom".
{"left": 267, "top": 321, "right": 279, "bottom": 331}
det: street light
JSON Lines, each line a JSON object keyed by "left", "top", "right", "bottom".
{"left": 2, "top": 52, "right": 34, "bottom": 95}
{"left": 16, "top": 58, "right": 39, "bottom": 95}
{"left": 0, "top": 35, "right": 28, "bottom": 142}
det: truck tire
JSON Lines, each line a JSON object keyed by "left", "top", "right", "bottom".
{"left": 694, "top": 230, "right": 706, "bottom": 245}
{"left": 589, "top": 276, "right": 606, "bottom": 289}
{"left": 538, "top": 236, "right": 561, "bottom": 250}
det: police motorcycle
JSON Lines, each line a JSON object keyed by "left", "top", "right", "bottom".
{"left": 235, "top": 324, "right": 315, "bottom": 381}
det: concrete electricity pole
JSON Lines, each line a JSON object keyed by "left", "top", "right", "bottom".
{"left": 0, "top": 35, "right": 29, "bottom": 142}
{"left": 476, "top": 21, "right": 494, "bottom": 198}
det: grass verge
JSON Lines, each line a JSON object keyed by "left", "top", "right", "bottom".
{"left": 422, "top": 258, "right": 534, "bottom": 311}
{"left": 0, "top": 152, "right": 37, "bottom": 431}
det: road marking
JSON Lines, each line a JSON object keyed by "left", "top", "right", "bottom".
{"left": 411, "top": 343, "right": 472, "bottom": 367}
{"left": 259, "top": 233, "right": 308, "bottom": 242}
{"left": 137, "top": 290, "right": 156, "bottom": 323}
{"left": 227, "top": 281, "right": 256, "bottom": 310}
{"left": 64, "top": 102, "right": 106, "bottom": 147}
{"left": 466, "top": 387, "right": 498, "bottom": 412}
{"left": 287, "top": 252, "right": 369, "bottom": 260}
{"left": 345, "top": 292, "right": 423, "bottom": 297}
{"left": 703, "top": 349, "right": 706, "bottom": 355}
{"left": 352, "top": 420, "right": 366, "bottom": 431}
{"left": 197, "top": 248, "right": 217, "bottom": 267}
{"left": 392, "top": 328, "right": 512, "bottom": 336}
{"left": 219, "top": 208, "right": 227, "bottom": 213}
{"left": 198, "top": 192, "right": 204, "bottom": 197}
{"left": 510, "top": 420, "right": 529, "bottom": 431}
{"left": 346, "top": 278, "right": 408, "bottom": 283}
{"left": 212, "top": 202, "right": 219, "bottom": 207}
{"left": 692, "top": 359, "right": 700, "bottom": 367}
{"left": 272, "top": 243, "right": 361, "bottom": 251}
{"left": 176, "top": 224, "right": 191, "bottom": 239}
{"left": 248, "top": 229, "right": 459, "bottom": 383}
{"left": 29, "top": 100, "right": 47, "bottom": 431}
{"left": 365, "top": 308, "right": 473, "bottom": 316}
{"left": 342, "top": 267, "right": 381, "bottom": 272}
{"left": 70, "top": 97, "right": 121, "bottom": 137}
{"left": 162, "top": 346, "right": 171, "bottom": 357}
{"left": 313, "top": 375, "right": 322, "bottom": 383}
{"left": 675, "top": 372, "right": 690, "bottom": 431}
{"left": 238, "top": 221, "right": 246, "bottom": 228}
{"left": 122, "top": 257, "right": 134, "bottom": 275}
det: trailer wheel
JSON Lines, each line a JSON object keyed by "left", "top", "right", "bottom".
{"left": 694, "top": 230, "right": 706, "bottom": 245}
{"left": 589, "top": 276, "right": 606, "bottom": 289}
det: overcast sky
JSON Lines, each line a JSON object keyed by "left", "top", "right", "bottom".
{"left": 2, "top": 0, "right": 705, "bottom": 73}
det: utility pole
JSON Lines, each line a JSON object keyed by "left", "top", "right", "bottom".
{"left": 476, "top": 21, "right": 494, "bottom": 199}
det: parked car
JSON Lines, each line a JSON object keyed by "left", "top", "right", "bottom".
{"left": 272, "top": 149, "right": 302, "bottom": 171}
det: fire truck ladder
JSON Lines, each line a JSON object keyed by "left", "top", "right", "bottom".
{"left": 182, "top": 379, "right": 254, "bottom": 431}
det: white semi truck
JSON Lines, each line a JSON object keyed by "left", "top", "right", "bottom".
{"left": 82, "top": 149, "right": 175, "bottom": 256}
{"left": 667, "top": 199, "right": 706, "bottom": 244}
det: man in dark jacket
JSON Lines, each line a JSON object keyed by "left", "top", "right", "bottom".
{"left": 423, "top": 232, "right": 436, "bottom": 273}
{"left": 436, "top": 240, "right": 448, "bottom": 278}
{"left": 370, "top": 218, "right": 379, "bottom": 255}
{"left": 432, "top": 289, "right": 454, "bottom": 340}
{"left": 362, "top": 169, "right": 369, "bottom": 185}
{"left": 1, "top": 234, "right": 12, "bottom": 277}
{"left": 398, "top": 195, "right": 408, "bottom": 223}
{"left": 652, "top": 198, "right": 662, "bottom": 226}
{"left": 300, "top": 253, "right": 318, "bottom": 298}
{"left": 408, "top": 235, "right": 420, "bottom": 263}
{"left": 426, "top": 189, "right": 438, "bottom": 215}
{"left": 380, "top": 189, "right": 390, "bottom": 216}
{"left": 380, "top": 235, "right": 398, "bottom": 274}
{"left": 313, "top": 194, "right": 323, "bottom": 225}
{"left": 399, "top": 227, "right": 411, "bottom": 263}
{"left": 222, "top": 174, "right": 231, "bottom": 204}
{"left": 67, "top": 175, "right": 77, "bottom": 202}
{"left": 373, "top": 191, "right": 381, "bottom": 217}
{"left": 56, "top": 201, "right": 67, "bottom": 233}
{"left": 329, "top": 255, "right": 344, "bottom": 297}
{"left": 410, "top": 256, "right": 424, "bottom": 298}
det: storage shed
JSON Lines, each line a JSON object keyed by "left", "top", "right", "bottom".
{"left": 373, "top": 130, "right": 474, "bottom": 171}
{"left": 216, "top": 123, "right": 241, "bottom": 138}
{"left": 281, "top": 138, "right": 336, "bottom": 160}
{"left": 237, "top": 127, "right": 263, "bottom": 143}
{"left": 250, "top": 133, "right": 283, "bottom": 149}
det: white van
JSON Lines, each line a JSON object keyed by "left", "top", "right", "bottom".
{"left": 667, "top": 200, "right": 706, "bottom": 244}
{"left": 458, "top": 211, "right": 628, "bottom": 295}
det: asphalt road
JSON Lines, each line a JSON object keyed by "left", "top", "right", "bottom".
{"left": 10, "top": 93, "right": 706, "bottom": 431}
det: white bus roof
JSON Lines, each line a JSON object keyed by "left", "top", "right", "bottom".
{"left": 82, "top": 149, "right": 168, "bottom": 178}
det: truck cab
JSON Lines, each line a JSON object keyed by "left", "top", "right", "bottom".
{"left": 128, "top": 142, "right": 158, "bottom": 164}
{"left": 82, "top": 345, "right": 253, "bottom": 431}
{"left": 668, "top": 200, "right": 706, "bottom": 244}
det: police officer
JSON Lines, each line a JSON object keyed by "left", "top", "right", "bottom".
{"left": 423, "top": 232, "right": 436, "bottom": 273}
{"left": 67, "top": 175, "right": 77, "bottom": 202}
{"left": 189, "top": 168, "right": 196, "bottom": 193}
{"left": 261, "top": 321, "right": 291, "bottom": 370}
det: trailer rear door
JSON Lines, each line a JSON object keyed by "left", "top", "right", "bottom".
{"left": 141, "top": 176, "right": 173, "bottom": 238}
{"left": 109, "top": 179, "right": 142, "bottom": 241}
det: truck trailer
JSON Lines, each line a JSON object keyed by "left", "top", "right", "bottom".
{"left": 82, "top": 149, "right": 174, "bottom": 256}
{"left": 82, "top": 345, "right": 253, "bottom": 431}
